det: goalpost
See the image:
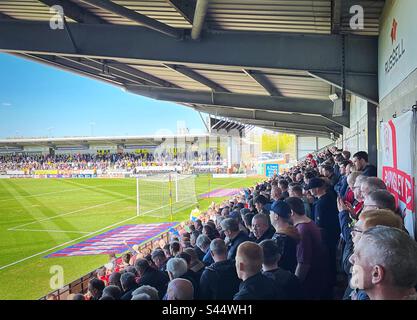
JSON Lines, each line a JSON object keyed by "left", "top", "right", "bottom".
{"left": 135, "top": 173, "right": 197, "bottom": 220}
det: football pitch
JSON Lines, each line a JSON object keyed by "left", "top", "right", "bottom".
{"left": 0, "top": 175, "right": 261, "bottom": 299}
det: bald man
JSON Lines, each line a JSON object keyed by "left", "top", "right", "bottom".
{"left": 166, "top": 278, "right": 194, "bottom": 300}
{"left": 234, "top": 241, "right": 286, "bottom": 300}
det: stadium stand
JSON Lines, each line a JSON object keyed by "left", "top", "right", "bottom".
{"left": 0, "top": 151, "right": 223, "bottom": 172}
{"left": 37, "top": 147, "right": 417, "bottom": 300}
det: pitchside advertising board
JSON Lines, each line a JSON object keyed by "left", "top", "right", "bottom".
{"left": 380, "top": 111, "right": 416, "bottom": 239}
{"left": 379, "top": 0, "right": 417, "bottom": 100}
{"left": 265, "top": 164, "right": 279, "bottom": 178}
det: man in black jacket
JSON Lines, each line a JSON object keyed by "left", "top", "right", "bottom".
{"left": 234, "top": 241, "right": 286, "bottom": 300}
{"left": 120, "top": 272, "right": 138, "bottom": 300}
{"left": 221, "top": 218, "right": 250, "bottom": 260}
{"left": 135, "top": 258, "right": 169, "bottom": 299}
{"left": 260, "top": 239, "right": 303, "bottom": 300}
{"left": 352, "top": 151, "right": 377, "bottom": 177}
{"left": 151, "top": 249, "right": 168, "bottom": 272}
{"left": 250, "top": 213, "right": 275, "bottom": 243}
{"left": 198, "top": 239, "right": 241, "bottom": 300}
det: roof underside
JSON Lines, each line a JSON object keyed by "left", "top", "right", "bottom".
{"left": 0, "top": 134, "right": 212, "bottom": 148}
{"left": 0, "top": 0, "right": 385, "bottom": 138}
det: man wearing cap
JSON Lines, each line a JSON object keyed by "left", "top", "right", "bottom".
{"left": 305, "top": 177, "right": 340, "bottom": 297}
{"left": 269, "top": 200, "right": 300, "bottom": 273}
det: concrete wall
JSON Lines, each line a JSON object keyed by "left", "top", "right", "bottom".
{"left": 296, "top": 136, "right": 334, "bottom": 160}
{"left": 342, "top": 95, "right": 369, "bottom": 156}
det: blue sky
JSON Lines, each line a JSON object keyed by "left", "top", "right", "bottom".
{"left": 0, "top": 53, "right": 206, "bottom": 138}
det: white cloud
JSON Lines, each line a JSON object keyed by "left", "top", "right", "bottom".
{"left": 1, "top": 102, "right": 12, "bottom": 107}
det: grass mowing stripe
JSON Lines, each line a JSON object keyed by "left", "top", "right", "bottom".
{"left": 1, "top": 179, "right": 191, "bottom": 270}
{"left": 9, "top": 228, "right": 92, "bottom": 234}
{"left": 0, "top": 199, "right": 178, "bottom": 271}
{"left": 0, "top": 185, "right": 104, "bottom": 202}
{"left": 8, "top": 196, "right": 134, "bottom": 230}
{"left": 0, "top": 175, "right": 264, "bottom": 297}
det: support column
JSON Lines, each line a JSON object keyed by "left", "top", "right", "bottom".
{"left": 295, "top": 135, "right": 299, "bottom": 160}
{"left": 367, "top": 102, "right": 378, "bottom": 167}
{"left": 227, "top": 136, "right": 232, "bottom": 170}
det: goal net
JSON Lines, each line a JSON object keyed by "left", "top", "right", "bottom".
{"left": 136, "top": 173, "right": 197, "bottom": 219}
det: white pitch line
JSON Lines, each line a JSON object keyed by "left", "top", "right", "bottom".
{"left": 0, "top": 204, "right": 169, "bottom": 271}
{"left": 8, "top": 196, "right": 134, "bottom": 230}
{"left": 0, "top": 185, "right": 102, "bottom": 203}
{"left": 9, "top": 198, "right": 190, "bottom": 235}
{"left": 61, "top": 179, "right": 136, "bottom": 199}
{"left": 197, "top": 177, "right": 247, "bottom": 196}
{"left": 9, "top": 228, "right": 91, "bottom": 234}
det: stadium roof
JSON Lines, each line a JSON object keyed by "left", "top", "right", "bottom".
{"left": 0, "top": 134, "right": 213, "bottom": 149}
{"left": 0, "top": 0, "right": 385, "bottom": 138}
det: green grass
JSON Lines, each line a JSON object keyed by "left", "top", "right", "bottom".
{"left": 0, "top": 174, "right": 262, "bottom": 299}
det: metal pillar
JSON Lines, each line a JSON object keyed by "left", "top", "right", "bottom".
{"left": 367, "top": 101, "right": 378, "bottom": 167}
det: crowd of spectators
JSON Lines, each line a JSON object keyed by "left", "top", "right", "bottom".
{"left": 0, "top": 151, "right": 224, "bottom": 173}
{"left": 54, "top": 147, "right": 417, "bottom": 300}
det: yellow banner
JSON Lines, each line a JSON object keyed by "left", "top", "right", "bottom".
{"left": 34, "top": 170, "right": 58, "bottom": 175}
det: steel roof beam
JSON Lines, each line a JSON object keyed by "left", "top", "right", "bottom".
{"left": 194, "top": 105, "right": 343, "bottom": 129}
{"left": 124, "top": 85, "right": 347, "bottom": 120}
{"left": 243, "top": 69, "right": 281, "bottom": 96}
{"left": 233, "top": 118, "right": 338, "bottom": 135}
{"left": 331, "top": 0, "right": 342, "bottom": 34}
{"left": 164, "top": 64, "right": 228, "bottom": 92}
{"left": 308, "top": 71, "right": 378, "bottom": 105}
{"left": 0, "top": 20, "right": 377, "bottom": 74}
{"left": 259, "top": 125, "right": 335, "bottom": 138}
{"left": 106, "top": 62, "right": 178, "bottom": 88}
{"left": 191, "top": 0, "right": 210, "bottom": 40}
{"left": 38, "top": 0, "right": 106, "bottom": 24}
{"left": 194, "top": 106, "right": 343, "bottom": 134}
{"left": 0, "top": 12, "right": 14, "bottom": 19}
{"left": 166, "top": 0, "right": 196, "bottom": 25}
{"left": 0, "top": 19, "right": 378, "bottom": 102}
{"left": 81, "top": 0, "right": 182, "bottom": 39}
{"left": 38, "top": 0, "right": 175, "bottom": 87}
{"left": 54, "top": 56, "right": 147, "bottom": 84}
{"left": 13, "top": 53, "right": 122, "bottom": 87}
